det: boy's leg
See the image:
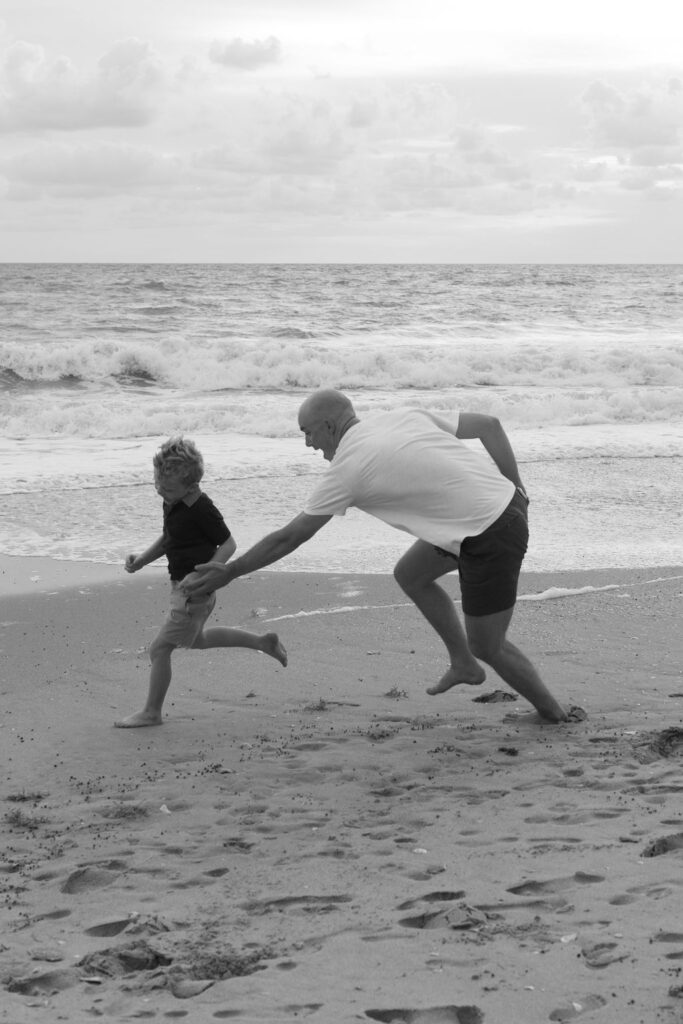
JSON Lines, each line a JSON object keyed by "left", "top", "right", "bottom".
{"left": 115, "top": 636, "right": 176, "bottom": 728}
{"left": 193, "top": 627, "right": 287, "bottom": 667}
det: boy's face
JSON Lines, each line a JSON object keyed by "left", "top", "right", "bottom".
{"left": 154, "top": 468, "right": 193, "bottom": 504}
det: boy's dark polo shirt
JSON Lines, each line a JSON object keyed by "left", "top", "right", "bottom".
{"left": 162, "top": 491, "right": 231, "bottom": 581}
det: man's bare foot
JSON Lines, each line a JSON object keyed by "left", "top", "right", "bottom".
{"left": 507, "top": 704, "right": 586, "bottom": 724}
{"left": 539, "top": 705, "right": 569, "bottom": 723}
{"left": 262, "top": 632, "right": 288, "bottom": 667}
{"left": 114, "top": 710, "right": 163, "bottom": 728}
{"left": 427, "top": 665, "right": 486, "bottom": 695}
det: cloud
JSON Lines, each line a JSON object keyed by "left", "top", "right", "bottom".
{"left": 0, "top": 37, "right": 163, "bottom": 131}
{"left": 572, "top": 159, "right": 609, "bottom": 182}
{"left": 2, "top": 141, "right": 181, "bottom": 197}
{"left": 580, "top": 76, "right": 683, "bottom": 196}
{"left": 209, "top": 36, "right": 281, "bottom": 70}
{"left": 582, "top": 77, "right": 683, "bottom": 149}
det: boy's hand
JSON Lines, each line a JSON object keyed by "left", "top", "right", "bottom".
{"left": 125, "top": 554, "right": 140, "bottom": 574}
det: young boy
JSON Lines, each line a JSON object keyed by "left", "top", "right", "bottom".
{"left": 115, "top": 437, "right": 287, "bottom": 728}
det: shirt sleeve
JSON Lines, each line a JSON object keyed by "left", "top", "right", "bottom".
{"left": 303, "top": 466, "right": 354, "bottom": 517}
{"left": 196, "top": 496, "right": 231, "bottom": 545}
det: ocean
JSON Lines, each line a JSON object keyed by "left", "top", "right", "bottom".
{"left": 1, "top": 263, "right": 682, "bottom": 575}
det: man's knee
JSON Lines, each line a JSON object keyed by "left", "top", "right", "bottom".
{"left": 465, "top": 606, "right": 514, "bottom": 662}
{"left": 467, "top": 633, "right": 497, "bottom": 662}
{"left": 394, "top": 554, "right": 439, "bottom": 594}
{"left": 466, "top": 622, "right": 507, "bottom": 662}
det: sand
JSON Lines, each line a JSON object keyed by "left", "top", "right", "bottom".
{"left": 1, "top": 558, "right": 683, "bottom": 1024}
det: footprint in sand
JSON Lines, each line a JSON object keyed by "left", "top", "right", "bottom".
{"left": 365, "top": 1007, "right": 484, "bottom": 1024}
{"left": 405, "top": 864, "right": 447, "bottom": 881}
{"left": 549, "top": 995, "right": 608, "bottom": 1021}
{"left": 580, "top": 939, "right": 628, "bottom": 968}
{"left": 6, "top": 968, "right": 76, "bottom": 997}
{"left": 33, "top": 908, "right": 71, "bottom": 922}
{"left": 642, "top": 832, "right": 683, "bottom": 857}
{"left": 240, "top": 894, "right": 353, "bottom": 915}
{"left": 77, "top": 940, "right": 172, "bottom": 977}
{"left": 84, "top": 918, "right": 131, "bottom": 937}
{"left": 566, "top": 706, "right": 588, "bottom": 722}
{"left": 223, "top": 837, "right": 255, "bottom": 853}
{"left": 609, "top": 894, "right": 639, "bottom": 906}
{"left": 60, "top": 860, "right": 127, "bottom": 893}
{"left": 507, "top": 871, "right": 604, "bottom": 896}
{"left": 399, "top": 903, "right": 488, "bottom": 931}
{"left": 614, "top": 881, "right": 679, "bottom": 904}
{"left": 632, "top": 726, "right": 683, "bottom": 762}
{"left": 168, "top": 976, "right": 214, "bottom": 998}
{"left": 548, "top": 807, "right": 625, "bottom": 825}
{"left": 472, "top": 689, "right": 517, "bottom": 703}
{"left": 397, "top": 891, "right": 466, "bottom": 910}
{"left": 281, "top": 1004, "right": 324, "bottom": 1017}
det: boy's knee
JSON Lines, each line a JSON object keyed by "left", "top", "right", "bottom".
{"left": 150, "top": 637, "right": 175, "bottom": 660}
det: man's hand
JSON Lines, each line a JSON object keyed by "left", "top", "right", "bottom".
{"left": 184, "top": 512, "right": 331, "bottom": 598}
{"left": 181, "top": 561, "right": 234, "bottom": 597}
{"left": 125, "top": 554, "right": 141, "bottom": 574}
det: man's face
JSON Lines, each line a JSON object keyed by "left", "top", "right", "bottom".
{"left": 298, "top": 412, "right": 336, "bottom": 461}
{"left": 154, "top": 468, "right": 192, "bottom": 504}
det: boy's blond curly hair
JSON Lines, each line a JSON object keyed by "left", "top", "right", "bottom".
{"left": 153, "top": 437, "right": 204, "bottom": 484}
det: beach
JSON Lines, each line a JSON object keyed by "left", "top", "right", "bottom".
{"left": 2, "top": 558, "right": 683, "bottom": 1023}
{"left": 2, "top": 260, "right": 682, "bottom": 1021}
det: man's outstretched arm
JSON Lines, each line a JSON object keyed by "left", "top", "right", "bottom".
{"left": 183, "top": 512, "right": 332, "bottom": 596}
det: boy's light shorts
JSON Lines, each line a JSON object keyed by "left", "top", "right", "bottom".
{"left": 156, "top": 581, "right": 216, "bottom": 648}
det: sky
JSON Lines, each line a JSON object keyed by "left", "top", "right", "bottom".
{"left": 1, "top": 0, "right": 681, "bottom": 262}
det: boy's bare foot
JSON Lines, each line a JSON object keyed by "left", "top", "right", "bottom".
{"left": 114, "top": 710, "right": 163, "bottom": 728}
{"left": 427, "top": 665, "right": 486, "bottom": 695}
{"left": 263, "top": 632, "right": 288, "bottom": 667}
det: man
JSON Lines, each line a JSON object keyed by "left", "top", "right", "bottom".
{"left": 184, "top": 389, "right": 569, "bottom": 722}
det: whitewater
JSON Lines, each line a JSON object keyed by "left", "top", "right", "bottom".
{"left": 1, "top": 263, "right": 681, "bottom": 573}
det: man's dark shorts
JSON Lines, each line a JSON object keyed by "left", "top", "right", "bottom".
{"left": 435, "top": 488, "right": 529, "bottom": 617}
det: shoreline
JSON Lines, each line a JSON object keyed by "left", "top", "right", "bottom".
{"left": 1, "top": 557, "right": 682, "bottom": 1021}
{"left": 2, "top": 551, "right": 683, "bottom": 599}
{"left": 0, "top": 554, "right": 163, "bottom": 597}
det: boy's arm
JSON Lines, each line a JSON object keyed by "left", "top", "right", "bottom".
{"left": 125, "top": 534, "right": 166, "bottom": 573}
{"left": 212, "top": 535, "right": 237, "bottom": 564}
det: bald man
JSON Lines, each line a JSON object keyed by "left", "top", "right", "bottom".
{"left": 184, "top": 388, "right": 569, "bottom": 722}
